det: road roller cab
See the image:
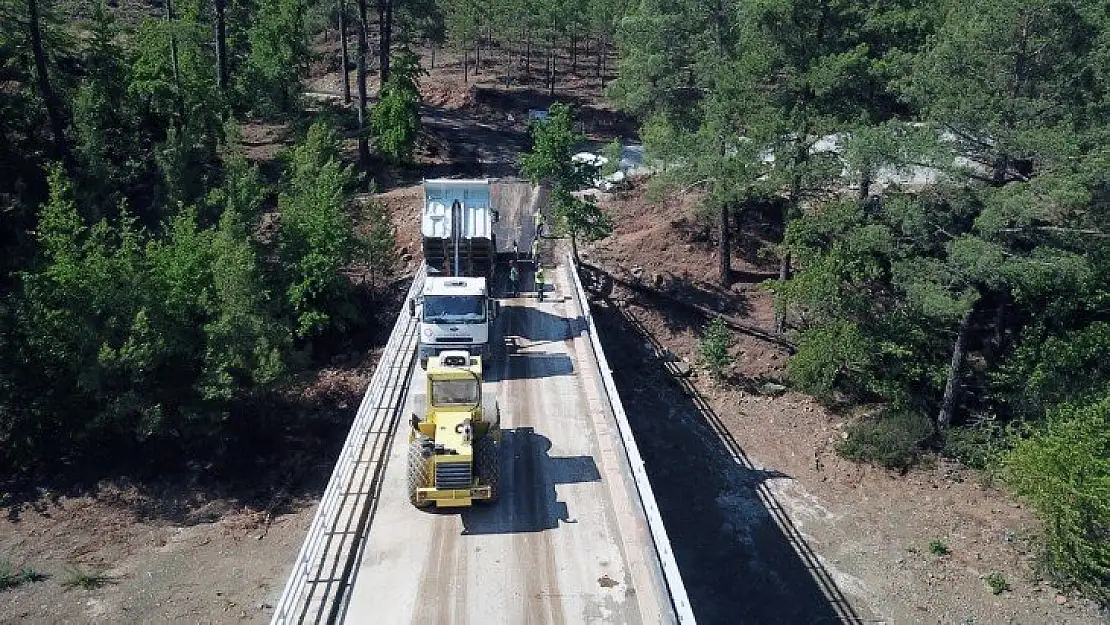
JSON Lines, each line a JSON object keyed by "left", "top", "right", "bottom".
{"left": 408, "top": 351, "right": 501, "bottom": 508}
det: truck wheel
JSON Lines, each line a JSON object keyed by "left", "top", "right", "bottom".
{"left": 408, "top": 439, "right": 431, "bottom": 508}
{"left": 474, "top": 434, "right": 500, "bottom": 503}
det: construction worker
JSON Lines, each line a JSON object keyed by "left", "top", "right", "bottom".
{"left": 509, "top": 263, "right": 519, "bottom": 297}
{"left": 535, "top": 265, "right": 546, "bottom": 302}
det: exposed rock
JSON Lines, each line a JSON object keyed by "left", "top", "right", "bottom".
{"left": 759, "top": 382, "right": 788, "bottom": 396}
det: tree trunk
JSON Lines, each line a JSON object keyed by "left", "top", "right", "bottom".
{"left": 774, "top": 252, "right": 791, "bottom": 334}
{"left": 357, "top": 0, "right": 370, "bottom": 170}
{"left": 548, "top": 15, "right": 556, "bottom": 97}
{"left": 993, "top": 288, "right": 1009, "bottom": 350}
{"left": 774, "top": 130, "right": 809, "bottom": 334}
{"left": 166, "top": 0, "right": 185, "bottom": 125}
{"left": 376, "top": 0, "right": 391, "bottom": 84}
{"left": 525, "top": 29, "right": 531, "bottom": 78}
{"left": 571, "top": 29, "right": 577, "bottom": 74}
{"left": 504, "top": 34, "right": 513, "bottom": 87}
{"left": 462, "top": 48, "right": 468, "bottom": 82}
{"left": 987, "top": 287, "right": 1011, "bottom": 364}
{"left": 937, "top": 305, "right": 974, "bottom": 429}
{"left": 215, "top": 0, "right": 228, "bottom": 95}
{"left": 27, "top": 0, "right": 71, "bottom": 168}
{"left": 430, "top": 41, "right": 436, "bottom": 69}
{"left": 596, "top": 36, "right": 603, "bottom": 88}
{"left": 474, "top": 37, "right": 480, "bottom": 74}
{"left": 719, "top": 203, "right": 732, "bottom": 288}
{"left": 601, "top": 38, "right": 606, "bottom": 85}
{"left": 338, "top": 0, "right": 351, "bottom": 103}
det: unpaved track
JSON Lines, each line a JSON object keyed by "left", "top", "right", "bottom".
{"left": 340, "top": 265, "right": 675, "bottom": 624}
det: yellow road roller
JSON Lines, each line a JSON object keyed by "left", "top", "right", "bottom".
{"left": 408, "top": 351, "right": 500, "bottom": 508}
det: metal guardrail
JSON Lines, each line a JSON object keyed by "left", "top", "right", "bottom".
{"left": 271, "top": 264, "right": 426, "bottom": 625}
{"left": 565, "top": 252, "right": 697, "bottom": 624}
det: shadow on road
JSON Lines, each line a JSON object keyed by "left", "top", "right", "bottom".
{"left": 459, "top": 426, "right": 599, "bottom": 535}
{"left": 494, "top": 352, "right": 574, "bottom": 381}
{"left": 498, "top": 303, "right": 586, "bottom": 344}
{"left": 588, "top": 294, "right": 867, "bottom": 624}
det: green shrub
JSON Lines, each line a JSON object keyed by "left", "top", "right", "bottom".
{"left": 698, "top": 317, "right": 733, "bottom": 381}
{"left": 929, "top": 539, "right": 950, "bottom": 556}
{"left": 62, "top": 564, "right": 108, "bottom": 589}
{"left": 986, "top": 572, "right": 1010, "bottom": 595}
{"left": 943, "top": 417, "right": 1006, "bottom": 470}
{"left": 601, "top": 138, "right": 622, "bottom": 177}
{"left": 996, "top": 398, "right": 1110, "bottom": 602}
{"left": 837, "top": 409, "right": 934, "bottom": 470}
{"left": 788, "top": 320, "right": 870, "bottom": 398}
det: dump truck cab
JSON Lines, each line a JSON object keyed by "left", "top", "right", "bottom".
{"left": 410, "top": 276, "right": 498, "bottom": 368}
{"left": 408, "top": 351, "right": 500, "bottom": 508}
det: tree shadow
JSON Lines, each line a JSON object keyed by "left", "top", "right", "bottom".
{"left": 458, "top": 426, "right": 600, "bottom": 535}
{"left": 578, "top": 262, "right": 794, "bottom": 353}
{"left": 589, "top": 298, "right": 868, "bottom": 624}
{"left": 497, "top": 302, "right": 586, "bottom": 344}
{"left": 418, "top": 104, "right": 529, "bottom": 179}
{"left": 494, "top": 351, "right": 575, "bottom": 381}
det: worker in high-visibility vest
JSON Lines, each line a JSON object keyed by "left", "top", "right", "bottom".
{"left": 535, "top": 265, "right": 546, "bottom": 302}
{"left": 509, "top": 263, "right": 519, "bottom": 297}
{"left": 535, "top": 211, "right": 546, "bottom": 237}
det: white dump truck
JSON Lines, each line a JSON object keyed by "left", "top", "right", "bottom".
{"left": 410, "top": 179, "right": 500, "bottom": 367}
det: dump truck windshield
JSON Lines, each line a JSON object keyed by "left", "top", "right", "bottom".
{"left": 431, "top": 379, "right": 480, "bottom": 406}
{"left": 423, "top": 295, "right": 486, "bottom": 324}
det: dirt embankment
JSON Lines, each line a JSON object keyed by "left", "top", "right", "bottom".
{"left": 581, "top": 179, "right": 1107, "bottom": 624}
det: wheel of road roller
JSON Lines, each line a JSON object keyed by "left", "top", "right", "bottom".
{"left": 474, "top": 434, "right": 500, "bottom": 503}
{"left": 407, "top": 438, "right": 432, "bottom": 508}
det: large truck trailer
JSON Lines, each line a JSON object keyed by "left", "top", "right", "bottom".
{"left": 410, "top": 179, "right": 500, "bottom": 367}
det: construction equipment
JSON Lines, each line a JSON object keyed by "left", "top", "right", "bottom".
{"left": 408, "top": 351, "right": 500, "bottom": 508}
{"left": 421, "top": 178, "right": 497, "bottom": 278}
{"left": 410, "top": 276, "right": 498, "bottom": 367}
{"left": 411, "top": 179, "right": 500, "bottom": 368}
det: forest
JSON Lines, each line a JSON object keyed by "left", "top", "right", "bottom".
{"left": 1, "top": 0, "right": 1107, "bottom": 603}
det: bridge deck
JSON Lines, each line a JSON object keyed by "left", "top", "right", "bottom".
{"left": 272, "top": 181, "right": 691, "bottom": 624}
{"left": 338, "top": 264, "right": 674, "bottom": 624}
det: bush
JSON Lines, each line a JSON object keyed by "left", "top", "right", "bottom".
{"left": 996, "top": 398, "right": 1110, "bottom": 602}
{"left": 943, "top": 416, "right": 1006, "bottom": 469}
{"left": 788, "top": 320, "right": 870, "bottom": 399}
{"left": 986, "top": 572, "right": 1010, "bottom": 595}
{"left": 698, "top": 316, "right": 733, "bottom": 380}
{"left": 62, "top": 564, "right": 108, "bottom": 589}
{"left": 928, "top": 538, "right": 950, "bottom": 556}
{"left": 837, "top": 409, "right": 934, "bottom": 470}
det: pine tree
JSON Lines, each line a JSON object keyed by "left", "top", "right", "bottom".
{"left": 370, "top": 46, "right": 424, "bottom": 163}
{"left": 278, "top": 120, "right": 362, "bottom": 339}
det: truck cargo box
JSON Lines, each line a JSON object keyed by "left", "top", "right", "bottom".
{"left": 423, "top": 179, "right": 496, "bottom": 278}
